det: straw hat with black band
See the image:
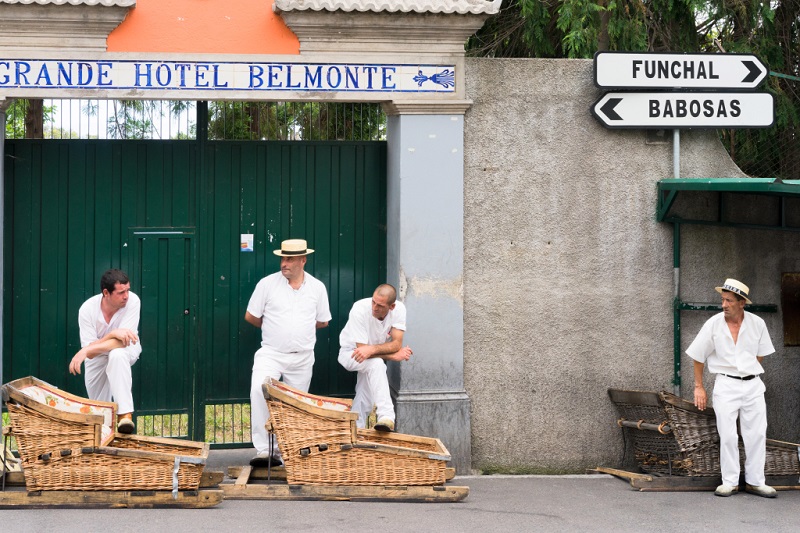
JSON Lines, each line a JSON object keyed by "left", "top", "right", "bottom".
{"left": 273, "top": 239, "right": 314, "bottom": 257}
{"left": 715, "top": 278, "right": 752, "bottom": 304}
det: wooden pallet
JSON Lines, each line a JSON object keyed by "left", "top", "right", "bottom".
{"left": 221, "top": 465, "right": 469, "bottom": 502}
{"left": 589, "top": 467, "right": 800, "bottom": 492}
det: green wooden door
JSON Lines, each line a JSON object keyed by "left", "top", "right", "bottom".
{"left": 126, "top": 228, "right": 196, "bottom": 436}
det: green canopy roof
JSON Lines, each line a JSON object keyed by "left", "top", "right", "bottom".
{"left": 657, "top": 177, "right": 800, "bottom": 230}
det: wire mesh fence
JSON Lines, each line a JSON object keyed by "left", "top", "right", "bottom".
{"left": 3, "top": 99, "right": 387, "bottom": 142}
{"left": 717, "top": 72, "right": 800, "bottom": 180}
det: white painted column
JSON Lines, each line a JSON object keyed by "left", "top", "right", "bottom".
{"left": 384, "top": 101, "right": 471, "bottom": 473}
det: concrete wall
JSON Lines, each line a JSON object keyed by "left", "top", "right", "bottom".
{"left": 463, "top": 58, "right": 800, "bottom": 473}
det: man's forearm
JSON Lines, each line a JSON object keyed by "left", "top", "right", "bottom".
{"left": 83, "top": 337, "right": 126, "bottom": 359}
{"left": 362, "top": 339, "right": 402, "bottom": 357}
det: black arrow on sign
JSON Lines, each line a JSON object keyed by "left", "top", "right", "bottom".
{"left": 741, "top": 60, "right": 762, "bottom": 83}
{"left": 600, "top": 98, "right": 623, "bottom": 120}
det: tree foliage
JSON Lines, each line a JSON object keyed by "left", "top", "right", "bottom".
{"left": 207, "top": 102, "right": 385, "bottom": 141}
{"left": 468, "top": 1, "right": 800, "bottom": 179}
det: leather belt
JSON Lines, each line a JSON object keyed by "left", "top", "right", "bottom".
{"left": 722, "top": 374, "right": 757, "bottom": 381}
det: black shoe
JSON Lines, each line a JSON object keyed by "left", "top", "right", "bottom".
{"left": 249, "top": 453, "right": 283, "bottom": 467}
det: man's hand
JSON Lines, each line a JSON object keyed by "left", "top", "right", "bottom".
{"left": 694, "top": 385, "right": 707, "bottom": 411}
{"left": 110, "top": 328, "right": 138, "bottom": 347}
{"left": 351, "top": 344, "right": 376, "bottom": 363}
{"left": 385, "top": 346, "right": 413, "bottom": 362}
{"left": 69, "top": 349, "right": 88, "bottom": 375}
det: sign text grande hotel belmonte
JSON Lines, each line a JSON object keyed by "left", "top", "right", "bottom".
{"left": 0, "top": 59, "right": 457, "bottom": 94}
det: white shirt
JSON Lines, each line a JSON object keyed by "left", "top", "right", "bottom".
{"left": 78, "top": 292, "right": 141, "bottom": 348}
{"left": 247, "top": 271, "right": 332, "bottom": 353}
{"left": 339, "top": 298, "right": 406, "bottom": 352}
{"left": 686, "top": 311, "right": 775, "bottom": 376}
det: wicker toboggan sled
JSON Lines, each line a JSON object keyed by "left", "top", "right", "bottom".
{"left": 0, "top": 376, "right": 222, "bottom": 508}
{"left": 221, "top": 378, "right": 468, "bottom": 502}
{"left": 600, "top": 388, "right": 800, "bottom": 491}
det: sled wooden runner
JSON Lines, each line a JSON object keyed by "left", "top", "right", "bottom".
{"left": 221, "top": 464, "right": 469, "bottom": 502}
{"left": 587, "top": 467, "right": 800, "bottom": 492}
{"left": 0, "top": 488, "right": 224, "bottom": 509}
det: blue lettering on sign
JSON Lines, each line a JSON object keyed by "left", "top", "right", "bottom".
{"left": 305, "top": 66, "right": 322, "bottom": 88}
{"left": 327, "top": 66, "right": 342, "bottom": 89}
{"left": 16, "top": 62, "right": 31, "bottom": 85}
{"left": 135, "top": 63, "right": 153, "bottom": 87}
{"left": 0, "top": 59, "right": 456, "bottom": 92}
{"left": 35, "top": 64, "right": 52, "bottom": 86}
{"left": 268, "top": 65, "right": 282, "bottom": 88}
{"left": 249, "top": 65, "right": 264, "bottom": 89}
{"left": 285, "top": 65, "right": 301, "bottom": 89}
{"left": 98, "top": 62, "right": 112, "bottom": 86}
{"left": 212, "top": 64, "right": 228, "bottom": 88}
{"left": 382, "top": 67, "right": 396, "bottom": 90}
{"left": 175, "top": 63, "right": 191, "bottom": 87}
{"left": 363, "top": 66, "right": 378, "bottom": 89}
{"left": 156, "top": 64, "right": 172, "bottom": 87}
{"left": 345, "top": 67, "right": 358, "bottom": 89}
{"left": 196, "top": 64, "right": 210, "bottom": 88}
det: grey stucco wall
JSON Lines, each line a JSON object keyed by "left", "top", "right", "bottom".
{"left": 463, "top": 57, "right": 800, "bottom": 473}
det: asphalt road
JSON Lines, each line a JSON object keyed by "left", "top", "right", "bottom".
{"left": 3, "top": 449, "right": 798, "bottom": 533}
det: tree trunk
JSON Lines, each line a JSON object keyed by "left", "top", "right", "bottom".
{"left": 25, "top": 99, "right": 44, "bottom": 139}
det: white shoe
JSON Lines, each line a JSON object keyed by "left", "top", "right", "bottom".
{"left": 714, "top": 484, "right": 738, "bottom": 497}
{"left": 745, "top": 484, "right": 777, "bottom": 498}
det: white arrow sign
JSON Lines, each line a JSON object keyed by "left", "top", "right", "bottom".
{"left": 595, "top": 52, "right": 769, "bottom": 90}
{"left": 592, "top": 92, "right": 774, "bottom": 129}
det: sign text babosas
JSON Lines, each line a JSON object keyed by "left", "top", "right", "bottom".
{"left": 592, "top": 92, "right": 775, "bottom": 129}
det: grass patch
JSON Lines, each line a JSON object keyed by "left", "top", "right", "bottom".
{"left": 204, "top": 402, "right": 251, "bottom": 444}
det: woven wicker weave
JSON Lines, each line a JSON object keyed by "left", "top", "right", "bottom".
{"left": 2, "top": 376, "right": 208, "bottom": 492}
{"left": 264, "top": 379, "right": 449, "bottom": 486}
{"left": 609, "top": 388, "right": 800, "bottom": 478}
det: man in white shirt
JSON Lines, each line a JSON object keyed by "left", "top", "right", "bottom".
{"left": 687, "top": 278, "right": 776, "bottom": 498}
{"left": 338, "top": 284, "right": 412, "bottom": 432}
{"left": 244, "top": 239, "right": 331, "bottom": 467}
{"left": 69, "top": 269, "right": 142, "bottom": 434}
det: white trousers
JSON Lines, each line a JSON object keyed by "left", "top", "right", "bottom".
{"left": 712, "top": 374, "right": 768, "bottom": 487}
{"left": 84, "top": 344, "right": 141, "bottom": 414}
{"left": 250, "top": 347, "right": 314, "bottom": 456}
{"left": 338, "top": 349, "right": 394, "bottom": 429}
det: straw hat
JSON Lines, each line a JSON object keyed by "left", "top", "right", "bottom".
{"left": 273, "top": 239, "right": 314, "bottom": 257}
{"left": 715, "top": 278, "right": 752, "bottom": 304}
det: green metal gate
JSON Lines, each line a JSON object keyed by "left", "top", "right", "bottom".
{"left": 3, "top": 138, "right": 387, "bottom": 444}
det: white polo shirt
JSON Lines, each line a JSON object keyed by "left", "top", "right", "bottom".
{"left": 339, "top": 298, "right": 406, "bottom": 352}
{"left": 686, "top": 311, "right": 775, "bottom": 376}
{"left": 78, "top": 292, "right": 142, "bottom": 349}
{"left": 247, "top": 271, "right": 331, "bottom": 353}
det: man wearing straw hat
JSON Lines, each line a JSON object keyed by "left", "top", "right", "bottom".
{"left": 687, "top": 278, "right": 776, "bottom": 498}
{"left": 244, "top": 238, "right": 331, "bottom": 467}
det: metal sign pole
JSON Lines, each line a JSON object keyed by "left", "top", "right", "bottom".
{"left": 673, "top": 129, "right": 680, "bottom": 179}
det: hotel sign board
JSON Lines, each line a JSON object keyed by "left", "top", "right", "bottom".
{"left": 0, "top": 58, "right": 456, "bottom": 95}
{"left": 594, "top": 52, "right": 769, "bottom": 90}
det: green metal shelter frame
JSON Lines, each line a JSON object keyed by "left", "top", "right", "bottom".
{"left": 657, "top": 177, "right": 800, "bottom": 393}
